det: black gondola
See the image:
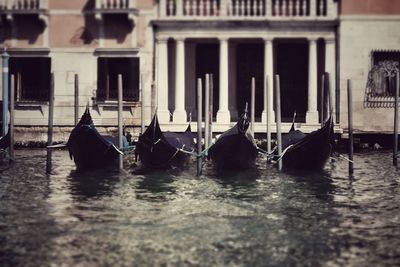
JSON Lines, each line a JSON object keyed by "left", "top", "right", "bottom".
{"left": 0, "top": 130, "right": 10, "bottom": 150}
{"left": 67, "top": 108, "right": 122, "bottom": 170}
{"left": 279, "top": 116, "right": 334, "bottom": 170}
{"left": 135, "top": 113, "right": 196, "bottom": 169}
{"left": 208, "top": 106, "right": 258, "bottom": 170}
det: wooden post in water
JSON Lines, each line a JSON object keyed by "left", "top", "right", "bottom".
{"left": 251, "top": 77, "right": 255, "bottom": 135}
{"left": 275, "top": 74, "right": 282, "bottom": 171}
{"left": 197, "top": 78, "right": 203, "bottom": 176}
{"left": 205, "top": 74, "right": 210, "bottom": 150}
{"left": 9, "top": 74, "right": 15, "bottom": 161}
{"left": 2, "top": 50, "right": 9, "bottom": 137}
{"left": 393, "top": 71, "right": 399, "bottom": 166}
{"left": 347, "top": 79, "right": 354, "bottom": 174}
{"left": 140, "top": 75, "right": 145, "bottom": 134}
{"left": 151, "top": 82, "right": 156, "bottom": 119}
{"left": 118, "top": 74, "right": 124, "bottom": 170}
{"left": 209, "top": 74, "right": 213, "bottom": 145}
{"left": 266, "top": 75, "right": 271, "bottom": 155}
{"left": 320, "top": 74, "right": 325, "bottom": 126}
{"left": 74, "top": 74, "right": 79, "bottom": 125}
{"left": 46, "top": 73, "right": 55, "bottom": 174}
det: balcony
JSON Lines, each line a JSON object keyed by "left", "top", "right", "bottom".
{"left": 94, "top": 0, "right": 138, "bottom": 23}
{"left": 0, "top": 0, "right": 48, "bottom": 22}
{"left": 159, "top": 0, "right": 338, "bottom": 20}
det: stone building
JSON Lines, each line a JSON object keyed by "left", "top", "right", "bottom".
{"left": 0, "top": 0, "right": 399, "bottom": 143}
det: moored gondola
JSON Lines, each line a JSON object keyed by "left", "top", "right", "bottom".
{"left": 67, "top": 108, "right": 122, "bottom": 170}
{"left": 0, "top": 130, "right": 10, "bottom": 150}
{"left": 135, "top": 113, "right": 196, "bottom": 169}
{"left": 208, "top": 105, "right": 258, "bottom": 170}
{"left": 278, "top": 116, "right": 334, "bottom": 170}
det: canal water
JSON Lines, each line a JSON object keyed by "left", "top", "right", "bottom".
{"left": 0, "top": 149, "right": 399, "bottom": 266}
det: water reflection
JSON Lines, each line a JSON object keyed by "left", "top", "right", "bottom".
{"left": 0, "top": 149, "right": 399, "bottom": 266}
{"left": 67, "top": 169, "right": 120, "bottom": 200}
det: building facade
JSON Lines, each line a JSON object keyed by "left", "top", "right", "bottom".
{"left": 0, "top": 0, "right": 399, "bottom": 142}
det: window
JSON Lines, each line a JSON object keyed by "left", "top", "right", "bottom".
{"left": 366, "top": 51, "right": 400, "bottom": 98}
{"left": 9, "top": 57, "right": 51, "bottom": 102}
{"left": 97, "top": 57, "right": 139, "bottom": 102}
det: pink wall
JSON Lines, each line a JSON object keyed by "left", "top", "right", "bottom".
{"left": 342, "top": 0, "right": 400, "bottom": 15}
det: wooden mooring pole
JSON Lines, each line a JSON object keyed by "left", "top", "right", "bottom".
{"left": 275, "top": 74, "right": 282, "bottom": 171}
{"left": 266, "top": 75, "right": 271, "bottom": 156}
{"left": 140, "top": 74, "right": 145, "bottom": 134}
{"left": 2, "top": 49, "right": 9, "bottom": 137}
{"left": 205, "top": 74, "right": 210, "bottom": 150}
{"left": 209, "top": 74, "right": 213, "bottom": 145}
{"left": 197, "top": 78, "right": 202, "bottom": 176}
{"left": 46, "top": 73, "right": 55, "bottom": 174}
{"left": 393, "top": 71, "right": 399, "bottom": 167}
{"left": 251, "top": 77, "right": 255, "bottom": 135}
{"left": 347, "top": 79, "right": 354, "bottom": 174}
{"left": 118, "top": 74, "right": 124, "bottom": 170}
{"left": 320, "top": 74, "right": 325, "bottom": 126}
{"left": 9, "top": 74, "right": 15, "bottom": 161}
{"left": 74, "top": 74, "right": 79, "bottom": 125}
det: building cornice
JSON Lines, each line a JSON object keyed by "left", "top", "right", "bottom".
{"left": 340, "top": 15, "right": 400, "bottom": 21}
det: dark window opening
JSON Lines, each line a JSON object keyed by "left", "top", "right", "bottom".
{"left": 367, "top": 51, "right": 400, "bottom": 97}
{"left": 9, "top": 57, "right": 51, "bottom": 102}
{"left": 97, "top": 57, "right": 139, "bottom": 102}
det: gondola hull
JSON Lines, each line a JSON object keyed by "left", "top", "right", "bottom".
{"left": 135, "top": 114, "right": 195, "bottom": 170}
{"left": 67, "top": 109, "right": 121, "bottom": 171}
{"left": 281, "top": 118, "right": 334, "bottom": 170}
{"left": 208, "top": 133, "right": 258, "bottom": 170}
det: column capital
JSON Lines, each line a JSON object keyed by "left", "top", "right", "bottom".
{"left": 307, "top": 37, "right": 318, "bottom": 43}
{"left": 174, "top": 37, "right": 186, "bottom": 42}
{"left": 156, "top": 37, "right": 169, "bottom": 44}
{"left": 324, "top": 38, "right": 336, "bottom": 45}
{"left": 218, "top": 37, "right": 229, "bottom": 42}
{"left": 263, "top": 37, "right": 274, "bottom": 43}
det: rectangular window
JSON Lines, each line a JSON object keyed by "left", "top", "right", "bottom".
{"left": 9, "top": 57, "right": 51, "bottom": 102}
{"left": 97, "top": 57, "right": 139, "bottom": 102}
{"left": 368, "top": 51, "right": 400, "bottom": 97}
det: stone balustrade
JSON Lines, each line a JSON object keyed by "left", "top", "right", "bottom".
{"left": 161, "top": 0, "right": 337, "bottom": 19}
{"left": 95, "top": 0, "right": 136, "bottom": 10}
{"left": 0, "top": 0, "right": 47, "bottom": 10}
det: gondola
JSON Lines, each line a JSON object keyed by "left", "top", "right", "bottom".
{"left": 67, "top": 108, "right": 123, "bottom": 170}
{"left": 208, "top": 105, "right": 258, "bottom": 170}
{"left": 278, "top": 116, "right": 334, "bottom": 170}
{"left": 135, "top": 113, "right": 196, "bottom": 169}
{"left": 0, "top": 130, "right": 10, "bottom": 150}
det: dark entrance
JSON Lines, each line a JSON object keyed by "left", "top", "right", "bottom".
{"left": 275, "top": 40, "right": 308, "bottom": 122}
{"left": 195, "top": 43, "right": 219, "bottom": 119}
{"left": 236, "top": 42, "right": 264, "bottom": 119}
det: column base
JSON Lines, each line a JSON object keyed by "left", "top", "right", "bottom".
{"left": 306, "top": 110, "right": 319, "bottom": 124}
{"left": 158, "top": 109, "right": 171, "bottom": 124}
{"left": 216, "top": 110, "right": 231, "bottom": 124}
{"left": 261, "top": 110, "right": 276, "bottom": 124}
{"left": 173, "top": 109, "right": 187, "bottom": 123}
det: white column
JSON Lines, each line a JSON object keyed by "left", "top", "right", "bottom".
{"left": 217, "top": 37, "right": 230, "bottom": 123}
{"left": 306, "top": 38, "right": 319, "bottom": 124}
{"left": 156, "top": 37, "right": 170, "bottom": 123}
{"left": 173, "top": 37, "right": 187, "bottom": 123}
{"left": 325, "top": 38, "right": 336, "bottom": 119}
{"left": 262, "top": 38, "right": 275, "bottom": 123}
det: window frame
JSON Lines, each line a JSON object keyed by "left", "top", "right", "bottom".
{"left": 365, "top": 49, "right": 400, "bottom": 108}
{"left": 94, "top": 48, "right": 140, "bottom": 108}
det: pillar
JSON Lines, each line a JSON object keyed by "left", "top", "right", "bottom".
{"left": 156, "top": 37, "right": 170, "bottom": 123}
{"left": 306, "top": 38, "right": 319, "bottom": 124}
{"left": 173, "top": 37, "right": 187, "bottom": 123}
{"left": 325, "top": 38, "right": 336, "bottom": 119}
{"left": 217, "top": 37, "right": 230, "bottom": 123}
{"left": 262, "top": 37, "right": 275, "bottom": 123}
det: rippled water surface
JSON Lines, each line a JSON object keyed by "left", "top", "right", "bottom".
{"left": 1, "top": 149, "right": 399, "bottom": 266}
